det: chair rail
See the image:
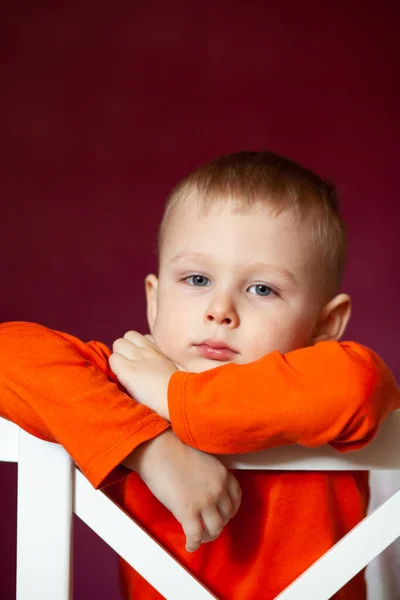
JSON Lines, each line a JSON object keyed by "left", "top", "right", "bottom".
{"left": 1, "top": 413, "right": 400, "bottom": 600}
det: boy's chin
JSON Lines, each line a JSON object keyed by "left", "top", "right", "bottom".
{"left": 182, "top": 356, "right": 235, "bottom": 374}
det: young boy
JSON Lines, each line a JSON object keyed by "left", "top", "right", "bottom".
{"left": 0, "top": 151, "right": 399, "bottom": 600}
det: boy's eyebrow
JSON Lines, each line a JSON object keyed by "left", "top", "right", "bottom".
{"left": 168, "top": 252, "right": 298, "bottom": 284}
{"left": 168, "top": 252, "right": 213, "bottom": 266}
{"left": 250, "top": 262, "right": 298, "bottom": 285}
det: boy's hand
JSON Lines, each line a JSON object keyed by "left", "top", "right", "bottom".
{"left": 110, "top": 331, "right": 177, "bottom": 420}
{"left": 124, "top": 429, "right": 242, "bottom": 552}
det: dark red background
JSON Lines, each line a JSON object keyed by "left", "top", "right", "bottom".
{"left": 1, "top": 2, "right": 399, "bottom": 598}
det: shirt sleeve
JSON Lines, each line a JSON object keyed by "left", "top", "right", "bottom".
{"left": 168, "top": 341, "right": 400, "bottom": 454}
{"left": 0, "top": 321, "right": 170, "bottom": 488}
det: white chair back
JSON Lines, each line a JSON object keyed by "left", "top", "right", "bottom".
{"left": 1, "top": 413, "right": 400, "bottom": 600}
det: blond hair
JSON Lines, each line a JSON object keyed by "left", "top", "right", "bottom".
{"left": 158, "top": 151, "right": 347, "bottom": 297}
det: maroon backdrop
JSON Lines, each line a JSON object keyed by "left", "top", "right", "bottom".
{"left": 1, "top": 2, "right": 399, "bottom": 598}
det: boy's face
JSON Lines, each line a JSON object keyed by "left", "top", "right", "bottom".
{"left": 146, "top": 199, "right": 340, "bottom": 373}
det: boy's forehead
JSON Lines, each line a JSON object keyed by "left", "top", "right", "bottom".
{"left": 164, "top": 193, "right": 281, "bottom": 236}
{"left": 161, "top": 197, "right": 265, "bottom": 250}
{"left": 159, "top": 197, "right": 316, "bottom": 270}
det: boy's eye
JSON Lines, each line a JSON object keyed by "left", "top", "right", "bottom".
{"left": 247, "top": 284, "right": 274, "bottom": 297}
{"left": 186, "top": 275, "right": 211, "bottom": 287}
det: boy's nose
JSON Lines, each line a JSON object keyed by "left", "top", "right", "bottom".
{"left": 204, "top": 298, "right": 239, "bottom": 327}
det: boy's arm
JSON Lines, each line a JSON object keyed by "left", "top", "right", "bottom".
{"left": 0, "top": 321, "right": 170, "bottom": 488}
{"left": 0, "top": 322, "right": 242, "bottom": 550}
{"left": 169, "top": 341, "right": 400, "bottom": 454}
{"left": 110, "top": 333, "right": 400, "bottom": 454}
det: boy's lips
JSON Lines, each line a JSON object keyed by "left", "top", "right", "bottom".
{"left": 194, "top": 339, "right": 239, "bottom": 361}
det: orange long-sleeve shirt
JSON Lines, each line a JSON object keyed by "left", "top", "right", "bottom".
{"left": 0, "top": 321, "right": 399, "bottom": 599}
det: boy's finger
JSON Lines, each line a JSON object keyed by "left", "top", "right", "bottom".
{"left": 109, "top": 353, "right": 135, "bottom": 383}
{"left": 109, "top": 352, "right": 127, "bottom": 369}
{"left": 227, "top": 476, "right": 242, "bottom": 517}
{"left": 123, "top": 330, "right": 149, "bottom": 348}
{"left": 200, "top": 507, "right": 224, "bottom": 543}
{"left": 217, "top": 494, "right": 234, "bottom": 525}
{"left": 112, "top": 338, "right": 140, "bottom": 359}
{"left": 182, "top": 517, "right": 204, "bottom": 553}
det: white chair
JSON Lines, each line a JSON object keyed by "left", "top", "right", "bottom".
{"left": 1, "top": 412, "right": 400, "bottom": 600}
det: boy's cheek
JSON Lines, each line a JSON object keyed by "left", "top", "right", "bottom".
{"left": 151, "top": 320, "right": 183, "bottom": 363}
{"left": 249, "top": 319, "right": 311, "bottom": 357}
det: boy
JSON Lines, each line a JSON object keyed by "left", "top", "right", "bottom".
{"left": 0, "top": 151, "right": 399, "bottom": 599}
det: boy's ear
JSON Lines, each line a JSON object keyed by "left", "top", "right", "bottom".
{"left": 311, "top": 293, "right": 352, "bottom": 343}
{"left": 145, "top": 274, "right": 159, "bottom": 333}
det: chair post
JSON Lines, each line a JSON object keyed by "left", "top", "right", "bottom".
{"left": 16, "top": 429, "right": 73, "bottom": 600}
